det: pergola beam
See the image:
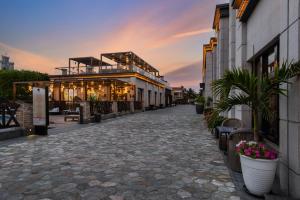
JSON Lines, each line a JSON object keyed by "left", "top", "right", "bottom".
{"left": 101, "top": 51, "right": 159, "bottom": 73}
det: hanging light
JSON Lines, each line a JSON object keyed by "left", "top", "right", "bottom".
{"left": 28, "top": 85, "right": 33, "bottom": 92}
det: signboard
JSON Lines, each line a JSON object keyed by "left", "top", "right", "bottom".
{"left": 33, "top": 87, "right": 47, "bottom": 126}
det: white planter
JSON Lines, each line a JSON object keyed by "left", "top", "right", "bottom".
{"left": 240, "top": 155, "right": 278, "bottom": 196}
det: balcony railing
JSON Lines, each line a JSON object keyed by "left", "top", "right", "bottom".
{"left": 117, "top": 101, "right": 131, "bottom": 112}
{"left": 60, "top": 64, "right": 170, "bottom": 86}
{"left": 90, "top": 101, "right": 113, "bottom": 115}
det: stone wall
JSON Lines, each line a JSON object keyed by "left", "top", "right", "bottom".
{"left": 80, "top": 101, "right": 91, "bottom": 124}
{"left": 278, "top": 0, "right": 300, "bottom": 197}
{"left": 15, "top": 101, "right": 34, "bottom": 134}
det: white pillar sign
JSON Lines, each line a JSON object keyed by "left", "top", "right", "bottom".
{"left": 33, "top": 87, "right": 46, "bottom": 126}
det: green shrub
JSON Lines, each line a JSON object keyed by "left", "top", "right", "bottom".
{"left": 0, "top": 69, "right": 49, "bottom": 100}
{"left": 195, "top": 95, "right": 205, "bottom": 105}
{"left": 206, "top": 96, "right": 213, "bottom": 107}
{"left": 206, "top": 110, "right": 227, "bottom": 129}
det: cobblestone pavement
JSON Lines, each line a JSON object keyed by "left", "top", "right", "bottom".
{"left": 0, "top": 105, "right": 241, "bottom": 200}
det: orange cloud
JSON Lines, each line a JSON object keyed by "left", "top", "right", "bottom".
{"left": 93, "top": 2, "right": 213, "bottom": 75}
{"left": 172, "top": 28, "right": 212, "bottom": 38}
{"left": 0, "top": 42, "right": 60, "bottom": 74}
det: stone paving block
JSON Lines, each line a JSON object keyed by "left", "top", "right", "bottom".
{"left": 0, "top": 105, "right": 240, "bottom": 199}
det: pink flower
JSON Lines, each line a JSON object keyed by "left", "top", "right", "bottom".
{"left": 255, "top": 150, "right": 260, "bottom": 158}
{"left": 270, "top": 151, "right": 277, "bottom": 160}
{"left": 264, "top": 150, "right": 271, "bottom": 159}
{"left": 244, "top": 148, "right": 252, "bottom": 156}
{"left": 259, "top": 143, "right": 265, "bottom": 149}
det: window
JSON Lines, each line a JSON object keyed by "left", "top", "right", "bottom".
{"left": 253, "top": 42, "right": 280, "bottom": 144}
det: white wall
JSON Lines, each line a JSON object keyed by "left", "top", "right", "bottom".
{"left": 133, "top": 78, "right": 166, "bottom": 108}
{"left": 205, "top": 51, "right": 213, "bottom": 99}
{"left": 278, "top": 0, "right": 300, "bottom": 197}
{"left": 246, "top": 0, "right": 282, "bottom": 60}
{"left": 217, "top": 17, "right": 230, "bottom": 79}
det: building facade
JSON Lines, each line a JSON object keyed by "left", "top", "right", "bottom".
{"left": 202, "top": 38, "right": 217, "bottom": 101}
{"left": 50, "top": 52, "right": 171, "bottom": 112}
{"left": 172, "top": 86, "right": 186, "bottom": 104}
{"left": 203, "top": 1, "right": 300, "bottom": 198}
{"left": 0, "top": 55, "right": 14, "bottom": 70}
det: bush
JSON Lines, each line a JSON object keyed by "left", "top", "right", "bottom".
{"left": 206, "top": 96, "right": 213, "bottom": 107}
{"left": 0, "top": 69, "right": 49, "bottom": 100}
{"left": 195, "top": 95, "right": 205, "bottom": 105}
{"left": 206, "top": 110, "right": 227, "bottom": 129}
{"left": 204, "top": 107, "right": 213, "bottom": 116}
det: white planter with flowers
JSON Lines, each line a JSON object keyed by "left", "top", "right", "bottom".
{"left": 236, "top": 141, "right": 278, "bottom": 196}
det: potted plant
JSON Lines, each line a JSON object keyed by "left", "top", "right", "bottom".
{"left": 88, "top": 95, "right": 101, "bottom": 123}
{"left": 206, "top": 96, "right": 213, "bottom": 108}
{"left": 194, "top": 95, "right": 205, "bottom": 114}
{"left": 211, "top": 61, "right": 300, "bottom": 195}
{"left": 236, "top": 140, "right": 278, "bottom": 196}
{"left": 212, "top": 61, "right": 300, "bottom": 141}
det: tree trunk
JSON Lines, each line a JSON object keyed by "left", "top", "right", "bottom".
{"left": 253, "top": 110, "right": 259, "bottom": 141}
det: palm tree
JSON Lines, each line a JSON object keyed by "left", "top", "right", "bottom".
{"left": 212, "top": 61, "right": 300, "bottom": 141}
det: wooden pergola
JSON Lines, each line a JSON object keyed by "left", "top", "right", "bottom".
{"left": 49, "top": 77, "right": 133, "bottom": 102}
{"left": 101, "top": 51, "right": 160, "bottom": 76}
{"left": 13, "top": 81, "right": 50, "bottom": 101}
{"left": 56, "top": 57, "right": 112, "bottom": 75}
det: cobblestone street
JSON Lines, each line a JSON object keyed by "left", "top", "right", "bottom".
{"left": 0, "top": 105, "right": 240, "bottom": 200}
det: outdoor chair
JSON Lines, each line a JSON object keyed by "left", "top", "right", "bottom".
{"left": 228, "top": 128, "right": 253, "bottom": 172}
{"left": 217, "top": 118, "right": 243, "bottom": 151}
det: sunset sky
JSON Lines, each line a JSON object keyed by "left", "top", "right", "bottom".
{"left": 0, "top": 0, "right": 227, "bottom": 89}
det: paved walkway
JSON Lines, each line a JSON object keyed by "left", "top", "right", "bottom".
{"left": 0, "top": 105, "right": 240, "bottom": 200}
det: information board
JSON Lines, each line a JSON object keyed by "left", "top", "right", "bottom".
{"left": 33, "top": 87, "right": 46, "bottom": 126}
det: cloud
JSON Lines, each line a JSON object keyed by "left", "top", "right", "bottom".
{"left": 172, "top": 28, "right": 212, "bottom": 39}
{"left": 95, "top": 1, "right": 215, "bottom": 74}
{"left": 99, "top": 2, "right": 213, "bottom": 51}
{"left": 0, "top": 0, "right": 220, "bottom": 85}
{"left": 165, "top": 61, "right": 202, "bottom": 89}
{"left": 0, "top": 42, "right": 60, "bottom": 74}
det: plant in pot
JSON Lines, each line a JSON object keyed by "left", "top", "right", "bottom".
{"left": 212, "top": 61, "right": 300, "bottom": 196}
{"left": 194, "top": 95, "right": 205, "bottom": 114}
{"left": 206, "top": 96, "right": 213, "bottom": 108}
{"left": 236, "top": 141, "right": 278, "bottom": 196}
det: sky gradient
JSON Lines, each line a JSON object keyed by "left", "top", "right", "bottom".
{"left": 0, "top": 0, "right": 227, "bottom": 89}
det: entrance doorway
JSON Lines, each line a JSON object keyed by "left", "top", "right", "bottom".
{"left": 148, "top": 90, "right": 152, "bottom": 106}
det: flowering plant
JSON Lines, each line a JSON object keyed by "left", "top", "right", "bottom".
{"left": 236, "top": 140, "right": 277, "bottom": 160}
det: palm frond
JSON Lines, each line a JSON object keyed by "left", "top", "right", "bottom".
{"left": 215, "top": 93, "right": 251, "bottom": 113}
{"left": 212, "top": 68, "right": 258, "bottom": 98}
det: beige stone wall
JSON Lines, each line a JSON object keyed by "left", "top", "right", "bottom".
{"left": 79, "top": 101, "right": 91, "bottom": 123}
{"left": 15, "top": 101, "right": 34, "bottom": 134}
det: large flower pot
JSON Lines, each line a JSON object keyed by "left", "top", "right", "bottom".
{"left": 240, "top": 155, "right": 278, "bottom": 196}
{"left": 195, "top": 104, "right": 204, "bottom": 114}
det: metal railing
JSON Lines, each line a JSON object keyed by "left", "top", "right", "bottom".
{"left": 0, "top": 100, "right": 20, "bottom": 129}
{"left": 90, "top": 101, "right": 113, "bottom": 115}
{"left": 50, "top": 101, "right": 80, "bottom": 113}
{"left": 117, "top": 101, "right": 131, "bottom": 112}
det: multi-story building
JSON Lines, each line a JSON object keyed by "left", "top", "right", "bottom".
{"left": 172, "top": 86, "right": 186, "bottom": 104}
{"left": 49, "top": 52, "right": 171, "bottom": 112}
{"left": 203, "top": 1, "right": 300, "bottom": 198}
{"left": 202, "top": 38, "right": 217, "bottom": 100}
{"left": 0, "top": 55, "right": 14, "bottom": 70}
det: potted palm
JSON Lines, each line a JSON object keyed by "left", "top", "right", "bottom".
{"left": 195, "top": 95, "right": 205, "bottom": 114}
{"left": 212, "top": 61, "right": 300, "bottom": 196}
